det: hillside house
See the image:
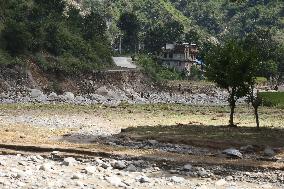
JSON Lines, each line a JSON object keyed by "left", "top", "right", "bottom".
{"left": 158, "top": 43, "right": 199, "bottom": 75}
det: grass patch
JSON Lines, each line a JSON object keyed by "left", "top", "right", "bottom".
{"left": 259, "top": 92, "right": 284, "bottom": 108}
{"left": 120, "top": 124, "right": 284, "bottom": 148}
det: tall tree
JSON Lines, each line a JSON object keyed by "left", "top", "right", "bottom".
{"left": 117, "top": 12, "right": 140, "bottom": 53}
{"left": 205, "top": 39, "right": 259, "bottom": 126}
{"left": 144, "top": 20, "right": 184, "bottom": 53}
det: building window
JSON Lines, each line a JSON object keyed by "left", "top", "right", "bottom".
{"left": 169, "top": 53, "right": 173, "bottom": 58}
{"left": 164, "top": 53, "right": 167, "bottom": 58}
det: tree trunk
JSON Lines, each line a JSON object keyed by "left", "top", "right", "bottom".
{"left": 254, "top": 106, "right": 260, "bottom": 130}
{"left": 228, "top": 88, "right": 236, "bottom": 127}
{"left": 229, "top": 101, "right": 236, "bottom": 126}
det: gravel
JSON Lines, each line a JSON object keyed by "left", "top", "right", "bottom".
{"left": 0, "top": 86, "right": 246, "bottom": 106}
{"left": 0, "top": 154, "right": 282, "bottom": 189}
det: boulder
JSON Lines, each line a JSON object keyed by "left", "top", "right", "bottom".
{"left": 170, "top": 176, "right": 185, "bottom": 183}
{"left": 48, "top": 92, "right": 58, "bottom": 101}
{"left": 264, "top": 147, "right": 275, "bottom": 157}
{"left": 222, "top": 148, "right": 243, "bottom": 159}
{"left": 148, "top": 140, "right": 159, "bottom": 145}
{"left": 39, "top": 163, "right": 53, "bottom": 171}
{"left": 113, "top": 161, "right": 126, "bottom": 169}
{"left": 183, "top": 164, "right": 193, "bottom": 171}
{"left": 105, "top": 176, "right": 126, "bottom": 187}
{"left": 96, "top": 86, "right": 109, "bottom": 96}
{"left": 215, "top": 179, "right": 227, "bottom": 186}
{"left": 84, "top": 166, "right": 97, "bottom": 174}
{"left": 136, "top": 175, "right": 151, "bottom": 183}
{"left": 30, "top": 89, "right": 43, "bottom": 98}
{"left": 62, "top": 157, "right": 77, "bottom": 166}
{"left": 240, "top": 145, "right": 255, "bottom": 152}
{"left": 63, "top": 92, "right": 75, "bottom": 101}
{"left": 125, "top": 164, "right": 137, "bottom": 172}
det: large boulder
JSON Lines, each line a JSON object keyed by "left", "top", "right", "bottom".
{"left": 30, "top": 89, "right": 43, "bottom": 98}
{"left": 222, "top": 148, "right": 243, "bottom": 159}
{"left": 63, "top": 92, "right": 75, "bottom": 101}
{"left": 48, "top": 92, "right": 58, "bottom": 101}
{"left": 95, "top": 86, "right": 109, "bottom": 96}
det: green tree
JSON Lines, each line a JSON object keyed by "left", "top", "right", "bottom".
{"left": 83, "top": 11, "right": 107, "bottom": 41}
{"left": 205, "top": 39, "right": 259, "bottom": 126}
{"left": 144, "top": 25, "right": 166, "bottom": 53}
{"left": 163, "top": 20, "right": 184, "bottom": 43}
{"left": 243, "top": 29, "right": 278, "bottom": 78}
{"left": 2, "top": 20, "right": 32, "bottom": 55}
{"left": 144, "top": 20, "right": 184, "bottom": 53}
{"left": 117, "top": 12, "right": 140, "bottom": 53}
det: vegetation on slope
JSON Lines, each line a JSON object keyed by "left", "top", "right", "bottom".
{"left": 0, "top": 0, "right": 113, "bottom": 74}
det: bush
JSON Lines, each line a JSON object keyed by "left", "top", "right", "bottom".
{"left": 35, "top": 53, "right": 49, "bottom": 71}
{"left": 137, "top": 55, "right": 185, "bottom": 82}
{"left": 0, "top": 50, "right": 12, "bottom": 65}
{"left": 2, "top": 21, "right": 32, "bottom": 55}
{"left": 189, "top": 65, "right": 203, "bottom": 80}
{"left": 0, "top": 1, "right": 113, "bottom": 74}
{"left": 255, "top": 77, "right": 268, "bottom": 85}
{"left": 259, "top": 92, "right": 284, "bottom": 107}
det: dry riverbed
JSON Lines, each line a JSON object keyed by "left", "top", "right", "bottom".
{"left": 0, "top": 103, "right": 283, "bottom": 189}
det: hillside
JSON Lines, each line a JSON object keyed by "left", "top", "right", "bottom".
{"left": 0, "top": 0, "right": 113, "bottom": 74}
{"left": 0, "top": 0, "right": 283, "bottom": 77}
{"left": 106, "top": 0, "right": 283, "bottom": 44}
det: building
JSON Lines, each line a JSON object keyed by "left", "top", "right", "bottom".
{"left": 158, "top": 43, "right": 199, "bottom": 75}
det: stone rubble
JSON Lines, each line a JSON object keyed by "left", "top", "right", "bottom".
{"left": 0, "top": 87, "right": 248, "bottom": 106}
{"left": 0, "top": 154, "right": 282, "bottom": 189}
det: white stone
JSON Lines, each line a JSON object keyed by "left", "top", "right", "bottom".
{"left": 170, "top": 176, "right": 185, "bottom": 183}
{"left": 30, "top": 89, "right": 43, "bottom": 98}
{"left": 183, "top": 164, "right": 193, "bottom": 171}
{"left": 113, "top": 161, "right": 126, "bottom": 169}
{"left": 264, "top": 147, "right": 275, "bottom": 157}
{"left": 85, "top": 166, "right": 97, "bottom": 174}
{"left": 215, "top": 179, "right": 227, "bottom": 186}
{"left": 223, "top": 148, "right": 243, "bottom": 158}
{"left": 136, "top": 175, "right": 151, "bottom": 183}
{"left": 62, "top": 157, "right": 77, "bottom": 166}
{"left": 48, "top": 92, "right": 58, "bottom": 101}
{"left": 39, "top": 163, "right": 53, "bottom": 171}
{"left": 63, "top": 92, "right": 75, "bottom": 101}
{"left": 148, "top": 140, "right": 159, "bottom": 145}
{"left": 126, "top": 164, "right": 137, "bottom": 172}
{"left": 105, "top": 175, "right": 126, "bottom": 187}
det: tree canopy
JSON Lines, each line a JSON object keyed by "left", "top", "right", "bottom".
{"left": 205, "top": 39, "right": 259, "bottom": 126}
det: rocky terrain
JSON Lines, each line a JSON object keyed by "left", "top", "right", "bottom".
{"left": 0, "top": 66, "right": 235, "bottom": 106}
{"left": 0, "top": 153, "right": 283, "bottom": 189}
{"left": 0, "top": 67, "right": 282, "bottom": 189}
{"left": 0, "top": 87, "right": 231, "bottom": 106}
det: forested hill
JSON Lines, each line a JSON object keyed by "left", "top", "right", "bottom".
{"left": 0, "top": 0, "right": 113, "bottom": 74}
{"left": 0, "top": 0, "right": 283, "bottom": 75}
{"left": 107, "top": 0, "right": 283, "bottom": 44}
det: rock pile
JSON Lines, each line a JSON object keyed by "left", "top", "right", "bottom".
{"left": 0, "top": 87, "right": 241, "bottom": 106}
{"left": 0, "top": 153, "right": 282, "bottom": 189}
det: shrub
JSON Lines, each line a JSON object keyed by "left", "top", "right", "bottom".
{"left": 0, "top": 50, "right": 12, "bottom": 65}
{"left": 259, "top": 92, "right": 284, "bottom": 107}
{"left": 137, "top": 55, "right": 184, "bottom": 82}
{"left": 2, "top": 21, "right": 32, "bottom": 55}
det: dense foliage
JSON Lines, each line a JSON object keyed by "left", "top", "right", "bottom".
{"left": 137, "top": 55, "right": 185, "bottom": 82}
{"left": 259, "top": 92, "right": 284, "bottom": 108}
{"left": 107, "top": 0, "right": 283, "bottom": 81}
{"left": 205, "top": 39, "right": 259, "bottom": 126}
{"left": 0, "top": 0, "right": 113, "bottom": 74}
